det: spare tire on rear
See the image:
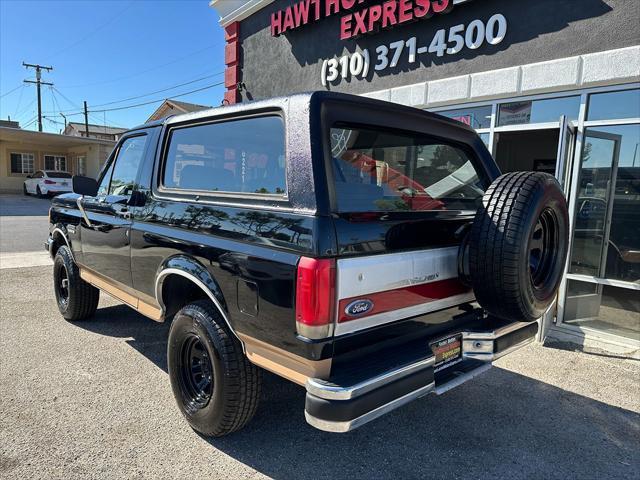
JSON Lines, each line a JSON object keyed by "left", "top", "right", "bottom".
{"left": 469, "top": 172, "right": 569, "bottom": 322}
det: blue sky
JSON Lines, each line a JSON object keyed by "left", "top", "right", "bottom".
{"left": 0, "top": 0, "right": 226, "bottom": 132}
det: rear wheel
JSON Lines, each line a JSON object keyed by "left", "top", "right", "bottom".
{"left": 36, "top": 186, "right": 44, "bottom": 198}
{"left": 168, "top": 300, "right": 261, "bottom": 437}
{"left": 53, "top": 246, "right": 99, "bottom": 321}
{"left": 469, "top": 172, "right": 569, "bottom": 321}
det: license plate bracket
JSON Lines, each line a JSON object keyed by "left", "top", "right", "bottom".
{"left": 430, "top": 333, "right": 463, "bottom": 373}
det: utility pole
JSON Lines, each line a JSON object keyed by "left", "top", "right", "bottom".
{"left": 23, "top": 62, "right": 53, "bottom": 132}
{"left": 60, "top": 112, "right": 67, "bottom": 130}
{"left": 83, "top": 101, "right": 89, "bottom": 137}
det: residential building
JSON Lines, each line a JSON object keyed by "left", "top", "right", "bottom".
{"left": 146, "top": 99, "right": 212, "bottom": 122}
{"left": 0, "top": 127, "right": 115, "bottom": 192}
{"left": 63, "top": 122, "right": 127, "bottom": 141}
{"left": 0, "top": 119, "right": 20, "bottom": 129}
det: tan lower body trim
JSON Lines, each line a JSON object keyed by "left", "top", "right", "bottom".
{"left": 79, "top": 268, "right": 163, "bottom": 322}
{"left": 237, "top": 333, "right": 331, "bottom": 386}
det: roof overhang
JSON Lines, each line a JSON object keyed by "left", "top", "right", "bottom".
{"left": 209, "top": 0, "right": 275, "bottom": 27}
{"left": 0, "top": 127, "right": 116, "bottom": 147}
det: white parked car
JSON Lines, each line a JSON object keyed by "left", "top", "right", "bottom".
{"left": 23, "top": 170, "right": 73, "bottom": 197}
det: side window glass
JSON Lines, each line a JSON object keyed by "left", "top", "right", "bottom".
{"left": 108, "top": 136, "right": 148, "bottom": 197}
{"left": 97, "top": 161, "right": 114, "bottom": 197}
{"left": 162, "top": 116, "right": 286, "bottom": 195}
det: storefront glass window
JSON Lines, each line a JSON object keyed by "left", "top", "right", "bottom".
{"left": 569, "top": 124, "right": 640, "bottom": 282}
{"left": 478, "top": 133, "right": 490, "bottom": 149}
{"left": 587, "top": 89, "right": 640, "bottom": 121}
{"left": 437, "top": 106, "right": 492, "bottom": 129}
{"left": 563, "top": 280, "right": 639, "bottom": 341}
{"left": 497, "top": 96, "right": 580, "bottom": 126}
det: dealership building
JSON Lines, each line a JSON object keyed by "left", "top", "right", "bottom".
{"left": 210, "top": 0, "right": 639, "bottom": 353}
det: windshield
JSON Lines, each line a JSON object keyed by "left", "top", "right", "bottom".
{"left": 330, "top": 126, "right": 485, "bottom": 212}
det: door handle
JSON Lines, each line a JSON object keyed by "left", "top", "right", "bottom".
{"left": 116, "top": 207, "right": 131, "bottom": 220}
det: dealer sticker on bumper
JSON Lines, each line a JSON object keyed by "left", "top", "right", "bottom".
{"left": 431, "top": 333, "right": 463, "bottom": 373}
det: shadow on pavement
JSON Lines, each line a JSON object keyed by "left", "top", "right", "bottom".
{"left": 0, "top": 194, "right": 52, "bottom": 216}
{"left": 72, "top": 304, "right": 640, "bottom": 480}
{"left": 72, "top": 304, "right": 170, "bottom": 372}
{"left": 544, "top": 338, "right": 640, "bottom": 362}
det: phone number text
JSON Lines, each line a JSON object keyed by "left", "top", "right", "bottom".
{"left": 321, "top": 13, "right": 507, "bottom": 87}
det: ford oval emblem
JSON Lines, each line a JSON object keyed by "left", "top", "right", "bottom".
{"left": 345, "top": 299, "right": 374, "bottom": 317}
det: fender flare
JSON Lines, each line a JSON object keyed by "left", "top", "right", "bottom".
{"left": 154, "top": 255, "right": 243, "bottom": 347}
{"left": 50, "top": 225, "right": 75, "bottom": 262}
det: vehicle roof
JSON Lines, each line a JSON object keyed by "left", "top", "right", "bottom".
{"left": 127, "top": 91, "right": 474, "bottom": 134}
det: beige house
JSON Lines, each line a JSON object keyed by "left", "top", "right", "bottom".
{"left": 0, "top": 126, "right": 115, "bottom": 193}
{"left": 146, "top": 99, "right": 211, "bottom": 122}
{"left": 63, "top": 122, "right": 127, "bottom": 142}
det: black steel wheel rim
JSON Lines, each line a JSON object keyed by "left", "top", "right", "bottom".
{"left": 55, "top": 263, "right": 69, "bottom": 308}
{"left": 179, "top": 334, "right": 214, "bottom": 409}
{"left": 529, "top": 208, "right": 559, "bottom": 290}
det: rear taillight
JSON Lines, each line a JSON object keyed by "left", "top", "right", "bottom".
{"left": 295, "top": 257, "right": 335, "bottom": 339}
{"left": 43, "top": 179, "right": 55, "bottom": 185}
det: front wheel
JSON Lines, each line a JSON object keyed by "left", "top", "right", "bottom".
{"left": 168, "top": 300, "right": 261, "bottom": 437}
{"left": 53, "top": 246, "right": 99, "bottom": 321}
{"left": 23, "top": 184, "right": 28, "bottom": 196}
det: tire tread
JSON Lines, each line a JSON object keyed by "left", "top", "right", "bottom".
{"left": 54, "top": 246, "right": 99, "bottom": 321}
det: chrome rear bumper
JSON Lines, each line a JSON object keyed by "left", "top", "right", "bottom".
{"left": 304, "top": 319, "right": 537, "bottom": 433}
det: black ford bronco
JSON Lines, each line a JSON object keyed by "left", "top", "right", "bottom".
{"left": 46, "top": 92, "right": 569, "bottom": 436}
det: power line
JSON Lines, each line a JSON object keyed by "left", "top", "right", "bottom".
{"left": 54, "top": 80, "right": 224, "bottom": 116}
{"left": 22, "top": 117, "right": 38, "bottom": 130}
{"left": 0, "top": 84, "right": 23, "bottom": 99}
{"left": 22, "top": 114, "right": 37, "bottom": 125}
{"left": 52, "top": 86, "right": 82, "bottom": 111}
{"left": 88, "top": 71, "right": 223, "bottom": 108}
{"left": 48, "top": 1, "right": 135, "bottom": 61}
{"left": 12, "top": 85, "right": 26, "bottom": 119}
{"left": 44, "top": 70, "right": 223, "bottom": 114}
{"left": 14, "top": 98, "right": 37, "bottom": 121}
{"left": 48, "top": 85, "right": 57, "bottom": 122}
{"left": 94, "top": 81, "right": 224, "bottom": 113}
{"left": 59, "top": 43, "right": 222, "bottom": 89}
{"left": 50, "top": 88, "right": 65, "bottom": 119}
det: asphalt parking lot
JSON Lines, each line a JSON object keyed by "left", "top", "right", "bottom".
{"left": 0, "top": 194, "right": 53, "bottom": 269}
{"left": 1, "top": 195, "right": 639, "bottom": 479}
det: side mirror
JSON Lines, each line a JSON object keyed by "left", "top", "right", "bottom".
{"left": 26, "top": 174, "right": 32, "bottom": 179}
{"left": 73, "top": 175, "right": 98, "bottom": 197}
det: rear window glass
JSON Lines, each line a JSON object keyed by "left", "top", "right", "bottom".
{"left": 163, "top": 116, "right": 286, "bottom": 195}
{"left": 330, "top": 126, "right": 484, "bottom": 212}
{"left": 47, "top": 171, "right": 72, "bottom": 178}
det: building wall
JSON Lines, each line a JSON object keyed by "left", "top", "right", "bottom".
{"left": 0, "top": 140, "right": 113, "bottom": 193}
{"left": 238, "top": 0, "right": 640, "bottom": 101}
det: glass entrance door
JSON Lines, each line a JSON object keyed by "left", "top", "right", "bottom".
{"left": 560, "top": 124, "right": 640, "bottom": 341}
{"left": 539, "top": 116, "right": 575, "bottom": 340}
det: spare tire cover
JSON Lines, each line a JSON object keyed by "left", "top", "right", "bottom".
{"left": 469, "top": 172, "right": 569, "bottom": 321}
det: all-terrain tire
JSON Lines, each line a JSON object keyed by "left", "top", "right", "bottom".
{"left": 53, "top": 245, "right": 100, "bottom": 321}
{"left": 168, "top": 300, "right": 261, "bottom": 437}
{"left": 469, "top": 172, "right": 569, "bottom": 321}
